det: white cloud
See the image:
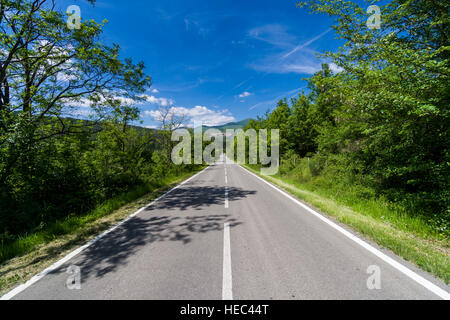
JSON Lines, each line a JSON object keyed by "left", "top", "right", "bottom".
{"left": 151, "top": 88, "right": 159, "bottom": 94}
{"left": 143, "top": 105, "right": 235, "bottom": 127}
{"left": 329, "top": 63, "right": 344, "bottom": 73}
{"left": 64, "top": 94, "right": 153, "bottom": 109}
{"left": 238, "top": 91, "right": 252, "bottom": 98}
{"left": 145, "top": 95, "right": 174, "bottom": 107}
{"left": 64, "top": 107, "right": 95, "bottom": 118}
{"left": 56, "top": 71, "right": 79, "bottom": 82}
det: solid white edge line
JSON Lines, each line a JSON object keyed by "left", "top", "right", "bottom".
{"left": 238, "top": 164, "right": 450, "bottom": 300}
{"left": 1, "top": 166, "right": 210, "bottom": 301}
{"left": 222, "top": 222, "right": 233, "bottom": 300}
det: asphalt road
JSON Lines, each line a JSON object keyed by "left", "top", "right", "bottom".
{"left": 6, "top": 158, "right": 450, "bottom": 300}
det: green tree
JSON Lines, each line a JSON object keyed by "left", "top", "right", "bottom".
{"left": 0, "top": 0, "right": 151, "bottom": 185}
{"left": 298, "top": 0, "right": 450, "bottom": 221}
{"left": 287, "top": 94, "right": 317, "bottom": 157}
{"left": 266, "top": 99, "right": 291, "bottom": 154}
{"left": 0, "top": 0, "right": 152, "bottom": 239}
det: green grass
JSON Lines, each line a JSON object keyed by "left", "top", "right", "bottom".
{"left": 244, "top": 164, "right": 450, "bottom": 284}
{"left": 0, "top": 168, "right": 204, "bottom": 265}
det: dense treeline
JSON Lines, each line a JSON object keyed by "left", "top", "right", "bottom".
{"left": 0, "top": 117, "right": 200, "bottom": 242}
{"left": 246, "top": 0, "right": 449, "bottom": 234}
{"left": 0, "top": 0, "right": 200, "bottom": 244}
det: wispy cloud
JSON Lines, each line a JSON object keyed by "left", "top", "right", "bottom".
{"left": 248, "top": 24, "right": 296, "bottom": 48}
{"left": 184, "top": 12, "right": 216, "bottom": 38}
{"left": 249, "top": 87, "right": 305, "bottom": 110}
{"left": 233, "top": 78, "right": 253, "bottom": 90}
{"left": 282, "top": 28, "right": 332, "bottom": 60}
{"left": 249, "top": 55, "right": 321, "bottom": 75}
{"left": 157, "top": 77, "right": 223, "bottom": 93}
{"left": 155, "top": 8, "right": 181, "bottom": 21}
{"left": 248, "top": 26, "right": 333, "bottom": 75}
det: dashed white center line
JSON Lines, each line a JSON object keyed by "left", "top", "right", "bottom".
{"left": 222, "top": 222, "right": 233, "bottom": 300}
{"left": 224, "top": 164, "right": 229, "bottom": 207}
{"left": 224, "top": 187, "right": 229, "bottom": 208}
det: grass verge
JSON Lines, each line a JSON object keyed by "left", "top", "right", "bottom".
{"left": 244, "top": 164, "right": 450, "bottom": 284}
{"left": 0, "top": 168, "right": 204, "bottom": 296}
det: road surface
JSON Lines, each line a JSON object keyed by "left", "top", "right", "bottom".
{"left": 5, "top": 158, "right": 450, "bottom": 300}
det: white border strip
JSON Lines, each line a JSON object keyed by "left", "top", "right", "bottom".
{"left": 238, "top": 165, "right": 450, "bottom": 300}
{"left": 1, "top": 166, "right": 210, "bottom": 301}
{"left": 222, "top": 222, "right": 233, "bottom": 300}
{"left": 224, "top": 186, "right": 229, "bottom": 209}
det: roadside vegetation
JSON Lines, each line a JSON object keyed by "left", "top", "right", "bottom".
{"left": 0, "top": 0, "right": 201, "bottom": 267}
{"left": 0, "top": 167, "right": 203, "bottom": 265}
{"left": 241, "top": 0, "right": 449, "bottom": 281}
{"left": 0, "top": 169, "right": 204, "bottom": 295}
{"left": 244, "top": 163, "right": 449, "bottom": 283}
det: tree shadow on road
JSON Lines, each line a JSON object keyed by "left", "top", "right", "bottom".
{"left": 148, "top": 185, "right": 256, "bottom": 211}
{"left": 50, "top": 185, "right": 255, "bottom": 281}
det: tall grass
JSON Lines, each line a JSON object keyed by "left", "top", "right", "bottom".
{"left": 276, "top": 155, "right": 447, "bottom": 240}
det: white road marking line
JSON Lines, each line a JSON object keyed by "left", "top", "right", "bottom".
{"left": 238, "top": 165, "right": 450, "bottom": 300}
{"left": 225, "top": 186, "right": 229, "bottom": 209}
{"left": 225, "top": 160, "right": 228, "bottom": 184}
{"left": 222, "top": 222, "right": 233, "bottom": 300}
{"left": 225, "top": 167, "right": 228, "bottom": 185}
{"left": 1, "top": 166, "right": 211, "bottom": 301}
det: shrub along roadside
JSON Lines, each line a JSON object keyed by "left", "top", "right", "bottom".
{"left": 244, "top": 164, "right": 450, "bottom": 284}
{"left": 0, "top": 167, "right": 204, "bottom": 278}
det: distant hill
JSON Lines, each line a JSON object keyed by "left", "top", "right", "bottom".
{"left": 207, "top": 118, "right": 252, "bottom": 131}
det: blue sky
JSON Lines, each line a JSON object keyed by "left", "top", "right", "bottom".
{"left": 60, "top": 0, "right": 343, "bottom": 127}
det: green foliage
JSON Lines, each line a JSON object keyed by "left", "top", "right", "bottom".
{"left": 0, "top": 117, "right": 202, "bottom": 245}
{"left": 0, "top": 170, "right": 201, "bottom": 264}
{"left": 246, "top": 0, "right": 449, "bottom": 235}
{"left": 0, "top": 1, "right": 201, "bottom": 248}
